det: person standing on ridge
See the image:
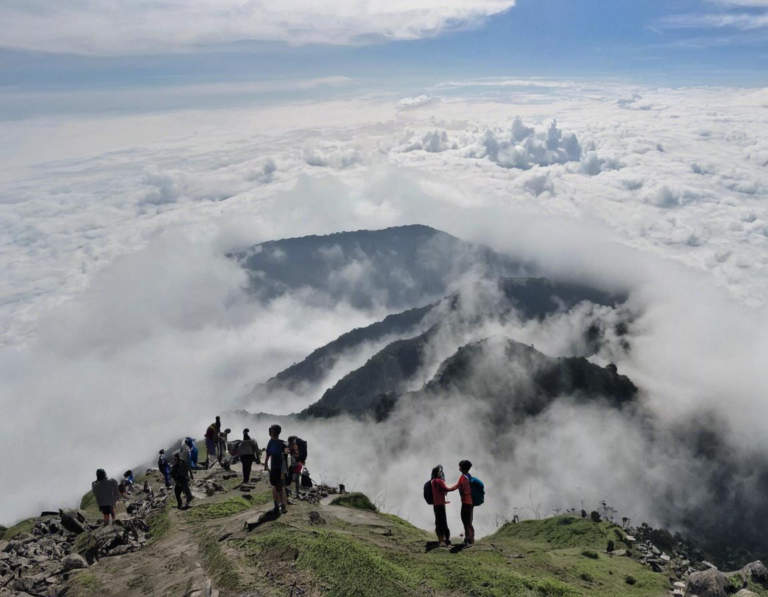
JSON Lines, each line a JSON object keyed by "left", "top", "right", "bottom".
{"left": 448, "top": 460, "right": 475, "bottom": 547}
{"left": 287, "top": 436, "right": 303, "bottom": 498}
{"left": 264, "top": 424, "right": 289, "bottom": 514}
{"left": 92, "top": 469, "right": 121, "bottom": 526}
{"left": 171, "top": 452, "right": 194, "bottom": 510}
{"left": 239, "top": 429, "right": 259, "bottom": 484}
{"left": 158, "top": 450, "right": 172, "bottom": 488}
{"left": 214, "top": 416, "right": 223, "bottom": 461}
{"left": 204, "top": 420, "right": 218, "bottom": 468}
{"left": 430, "top": 465, "right": 453, "bottom": 547}
{"left": 180, "top": 438, "right": 195, "bottom": 480}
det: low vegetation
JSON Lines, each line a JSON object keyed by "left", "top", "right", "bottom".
{"left": 330, "top": 492, "right": 377, "bottom": 512}
{"left": 184, "top": 496, "right": 254, "bottom": 523}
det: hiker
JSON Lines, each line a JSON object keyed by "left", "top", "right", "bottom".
{"left": 449, "top": 460, "right": 475, "bottom": 547}
{"left": 92, "top": 469, "right": 121, "bottom": 526}
{"left": 287, "top": 436, "right": 303, "bottom": 497}
{"left": 219, "top": 427, "right": 230, "bottom": 465}
{"left": 185, "top": 437, "right": 199, "bottom": 469}
{"left": 123, "top": 470, "right": 135, "bottom": 495}
{"left": 171, "top": 452, "right": 194, "bottom": 510}
{"left": 158, "top": 450, "right": 172, "bottom": 488}
{"left": 214, "top": 416, "right": 223, "bottom": 460}
{"left": 179, "top": 439, "right": 195, "bottom": 480}
{"left": 204, "top": 420, "right": 219, "bottom": 468}
{"left": 239, "top": 428, "right": 259, "bottom": 484}
{"left": 430, "top": 465, "right": 452, "bottom": 547}
{"left": 264, "top": 424, "right": 289, "bottom": 514}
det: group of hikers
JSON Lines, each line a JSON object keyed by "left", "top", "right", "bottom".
{"left": 90, "top": 416, "right": 486, "bottom": 549}
{"left": 90, "top": 417, "right": 311, "bottom": 522}
{"left": 425, "top": 460, "right": 485, "bottom": 548}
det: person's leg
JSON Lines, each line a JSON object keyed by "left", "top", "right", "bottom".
{"left": 183, "top": 478, "right": 193, "bottom": 504}
{"left": 242, "top": 455, "right": 253, "bottom": 483}
{"left": 433, "top": 506, "right": 445, "bottom": 544}
{"left": 279, "top": 476, "right": 288, "bottom": 512}
{"left": 174, "top": 484, "right": 183, "bottom": 509}
{"left": 467, "top": 505, "right": 475, "bottom": 544}
{"left": 294, "top": 473, "right": 300, "bottom": 496}
{"left": 110, "top": 505, "right": 117, "bottom": 523}
{"left": 461, "top": 504, "right": 472, "bottom": 545}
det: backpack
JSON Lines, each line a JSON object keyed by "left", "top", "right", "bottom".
{"left": 296, "top": 438, "right": 308, "bottom": 463}
{"left": 301, "top": 468, "right": 314, "bottom": 488}
{"left": 423, "top": 480, "right": 434, "bottom": 505}
{"left": 469, "top": 475, "right": 485, "bottom": 507}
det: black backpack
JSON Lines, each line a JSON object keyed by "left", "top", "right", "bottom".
{"left": 301, "top": 468, "right": 314, "bottom": 488}
{"left": 423, "top": 480, "right": 434, "bottom": 505}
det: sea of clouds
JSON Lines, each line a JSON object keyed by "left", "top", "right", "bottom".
{"left": 1, "top": 80, "right": 768, "bottom": 537}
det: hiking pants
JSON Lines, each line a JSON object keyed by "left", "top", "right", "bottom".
{"left": 162, "top": 467, "right": 172, "bottom": 487}
{"left": 241, "top": 455, "right": 255, "bottom": 484}
{"left": 433, "top": 505, "right": 450, "bottom": 543}
{"left": 461, "top": 504, "right": 475, "bottom": 544}
{"left": 174, "top": 478, "right": 192, "bottom": 508}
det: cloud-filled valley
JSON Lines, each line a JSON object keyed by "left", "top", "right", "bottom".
{"left": 2, "top": 80, "right": 768, "bottom": 564}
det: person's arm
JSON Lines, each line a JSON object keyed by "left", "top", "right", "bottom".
{"left": 264, "top": 445, "right": 271, "bottom": 470}
{"left": 447, "top": 478, "right": 461, "bottom": 492}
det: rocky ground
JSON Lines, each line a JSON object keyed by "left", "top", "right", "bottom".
{"left": 1, "top": 457, "right": 766, "bottom": 597}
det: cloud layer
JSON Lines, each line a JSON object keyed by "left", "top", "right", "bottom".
{"left": 0, "top": 0, "right": 516, "bottom": 55}
{"left": 2, "top": 79, "right": 768, "bottom": 539}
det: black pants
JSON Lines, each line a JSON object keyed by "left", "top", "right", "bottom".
{"left": 241, "top": 455, "right": 255, "bottom": 483}
{"left": 174, "top": 477, "right": 192, "bottom": 508}
{"left": 433, "top": 505, "right": 450, "bottom": 543}
{"left": 461, "top": 504, "right": 475, "bottom": 544}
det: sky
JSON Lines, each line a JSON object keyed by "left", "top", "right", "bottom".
{"left": 1, "top": 0, "right": 768, "bottom": 536}
{"left": 1, "top": 0, "right": 768, "bottom": 120}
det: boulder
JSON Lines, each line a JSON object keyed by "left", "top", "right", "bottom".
{"left": 685, "top": 568, "right": 727, "bottom": 597}
{"left": 739, "top": 561, "right": 768, "bottom": 584}
{"left": 308, "top": 511, "right": 325, "bottom": 526}
{"left": 735, "top": 591, "right": 758, "bottom": 597}
{"left": 58, "top": 510, "right": 87, "bottom": 535}
{"left": 62, "top": 554, "right": 88, "bottom": 571}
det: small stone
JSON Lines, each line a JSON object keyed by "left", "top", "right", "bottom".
{"left": 62, "top": 554, "right": 89, "bottom": 571}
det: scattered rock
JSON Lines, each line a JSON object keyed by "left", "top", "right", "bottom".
{"left": 308, "top": 511, "right": 325, "bottom": 526}
{"left": 739, "top": 561, "right": 768, "bottom": 583}
{"left": 735, "top": 590, "right": 758, "bottom": 597}
{"left": 685, "top": 568, "right": 727, "bottom": 597}
{"left": 58, "top": 509, "right": 87, "bottom": 535}
{"left": 62, "top": 554, "right": 88, "bottom": 571}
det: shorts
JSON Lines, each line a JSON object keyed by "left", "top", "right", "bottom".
{"left": 99, "top": 505, "right": 114, "bottom": 515}
{"left": 269, "top": 468, "right": 285, "bottom": 489}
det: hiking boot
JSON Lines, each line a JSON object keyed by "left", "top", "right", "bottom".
{"left": 281, "top": 505, "right": 288, "bottom": 514}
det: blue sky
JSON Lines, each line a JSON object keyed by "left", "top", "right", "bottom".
{"left": 0, "top": 0, "right": 766, "bottom": 118}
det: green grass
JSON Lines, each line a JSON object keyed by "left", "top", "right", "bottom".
{"left": 200, "top": 533, "right": 242, "bottom": 591}
{"left": 147, "top": 509, "right": 171, "bottom": 546}
{"left": 185, "top": 496, "right": 254, "bottom": 523}
{"left": 238, "top": 522, "right": 579, "bottom": 597}
{"left": 1, "top": 518, "right": 35, "bottom": 540}
{"left": 67, "top": 572, "right": 103, "bottom": 596}
{"left": 491, "top": 516, "right": 625, "bottom": 550}
{"left": 330, "top": 492, "right": 377, "bottom": 512}
{"left": 581, "top": 549, "right": 599, "bottom": 559}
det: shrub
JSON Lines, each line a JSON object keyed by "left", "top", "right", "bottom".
{"left": 330, "top": 493, "right": 377, "bottom": 512}
{"left": 625, "top": 575, "right": 637, "bottom": 585}
{"left": 581, "top": 550, "right": 599, "bottom": 560}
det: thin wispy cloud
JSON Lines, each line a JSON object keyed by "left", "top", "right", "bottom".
{"left": 0, "top": 0, "right": 517, "bottom": 55}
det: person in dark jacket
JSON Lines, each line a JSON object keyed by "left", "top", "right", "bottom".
{"left": 158, "top": 450, "right": 172, "bottom": 488}
{"left": 171, "top": 452, "right": 194, "bottom": 510}
{"left": 92, "top": 469, "right": 121, "bottom": 526}
{"left": 238, "top": 429, "right": 259, "bottom": 484}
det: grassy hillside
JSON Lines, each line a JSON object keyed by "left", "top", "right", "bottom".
{"left": 54, "top": 467, "right": 767, "bottom": 597}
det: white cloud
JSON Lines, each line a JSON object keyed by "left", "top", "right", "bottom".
{"left": 3, "top": 80, "right": 768, "bottom": 534}
{"left": 0, "top": 0, "right": 518, "bottom": 55}
{"left": 659, "top": 11, "right": 768, "bottom": 29}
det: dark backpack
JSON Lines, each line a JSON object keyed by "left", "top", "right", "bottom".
{"left": 423, "top": 480, "right": 434, "bottom": 505}
{"left": 296, "top": 438, "right": 308, "bottom": 463}
{"left": 301, "top": 468, "right": 314, "bottom": 488}
{"left": 469, "top": 475, "right": 485, "bottom": 507}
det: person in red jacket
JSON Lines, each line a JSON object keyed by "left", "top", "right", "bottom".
{"left": 430, "top": 465, "right": 453, "bottom": 547}
{"left": 448, "top": 460, "right": 475, "bottom": 547}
